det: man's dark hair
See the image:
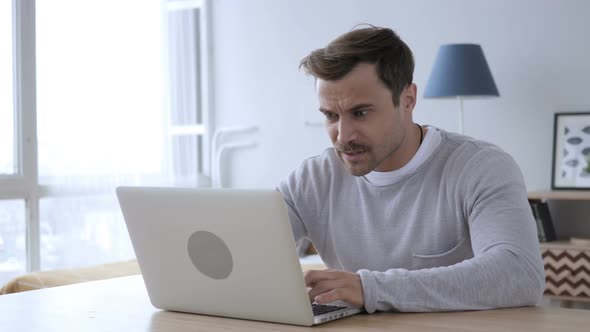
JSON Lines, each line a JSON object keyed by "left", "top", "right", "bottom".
{"left": 299, "top": 25, "right": 414, "bottom": 106}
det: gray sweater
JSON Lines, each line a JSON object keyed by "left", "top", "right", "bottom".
{"left": 278, "top": 130, "right": 545, "bottom": 313}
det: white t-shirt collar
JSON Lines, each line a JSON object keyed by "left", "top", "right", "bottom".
{"left": 363, "top": 126, "right": 443, "bottom": 186}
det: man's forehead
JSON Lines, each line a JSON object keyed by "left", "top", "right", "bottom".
{"left": 317, "top": 93, "right": 374, "bottom": 113}
{"left": 316, "top": 79, "right": 380, "bottom": 109}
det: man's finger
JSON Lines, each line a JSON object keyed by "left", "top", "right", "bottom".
{"left": 304, "top": 270, "right": 343, "bottom": 286}
{"left": 307, "top": 279, "right": 346, "bottom": 302}
{"left": 314, "top": 288, "right": 347, "bottom": 304}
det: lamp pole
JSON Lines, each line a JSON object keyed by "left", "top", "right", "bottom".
{"left": 457, "top": 96, "right": 464, "bottom": 135}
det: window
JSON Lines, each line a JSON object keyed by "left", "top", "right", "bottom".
{"left": 0, "top": 0, "right": 15, "bottom": 176}
{"left": 0, "top": 200, "right": 25, "bottom": 285}
{"left": 0, "top": 0, "right": 211, "bottom": 284}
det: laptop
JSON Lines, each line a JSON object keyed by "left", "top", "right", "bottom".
{"left": 116, "top": 186, "right": 361, "bottom": 326}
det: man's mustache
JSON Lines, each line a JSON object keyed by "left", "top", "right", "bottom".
{"left": 335, "top": 142, "right": 369, "bottom": 153}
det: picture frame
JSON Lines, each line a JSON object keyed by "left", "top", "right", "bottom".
{"left": 551, "top": 112, "right": 590, "bottom": 190}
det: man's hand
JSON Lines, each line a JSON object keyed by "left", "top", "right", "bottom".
{"left": 304, "top": 269, "right": 364, "bottom": 307}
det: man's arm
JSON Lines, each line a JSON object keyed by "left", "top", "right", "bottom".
{"left": 277, "top": 167, "right": 311, "bottom": 256}
{"left": 359, "top": 149, "right": 545, "bottom": 312}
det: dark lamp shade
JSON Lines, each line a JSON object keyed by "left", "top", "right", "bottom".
{"left": 423, "top": 44, "right": 499, "bottom": 98}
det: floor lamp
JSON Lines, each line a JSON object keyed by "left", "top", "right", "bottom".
{"left": 424, "top": 44, "right": 500, "bottom": 134}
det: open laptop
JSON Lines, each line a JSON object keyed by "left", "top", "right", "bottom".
{"left": 116, "top": 186, "right": 361, "bottom": 326}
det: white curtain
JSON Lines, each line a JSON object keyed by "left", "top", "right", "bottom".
{"left": 35, "top": 0, "right": 201, "bottom": 270}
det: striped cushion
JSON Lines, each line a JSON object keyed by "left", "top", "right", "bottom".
{"left": 542, "top": 247, "right": 590, "bottom": 299}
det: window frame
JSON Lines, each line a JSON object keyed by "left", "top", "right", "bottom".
{"left": 164, "top": 0, "right": 213, "bottom": 183}
{"left": 0, "top": 0, "right": 41, "bottom": 271}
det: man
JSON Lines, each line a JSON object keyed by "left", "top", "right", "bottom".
{"left": 278, "top": 26, "right": 545, "bottom": 313}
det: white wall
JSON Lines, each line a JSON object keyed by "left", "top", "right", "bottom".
{"left": 210, "top": 0, "right": 590, "bottom": 190}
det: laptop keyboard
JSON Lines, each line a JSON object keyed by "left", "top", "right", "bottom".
{"left": 312, "top": 303, "right": 346, "bottom": 316}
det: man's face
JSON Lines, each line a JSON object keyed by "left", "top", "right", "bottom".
{"left": 316, "top": 63, "right": 416, "bottom": 176}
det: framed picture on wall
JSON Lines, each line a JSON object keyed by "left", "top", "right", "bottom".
{"left": 552, "top": 112, "right": 590, "bottom": 190}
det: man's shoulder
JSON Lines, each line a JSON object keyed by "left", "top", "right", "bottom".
{"left": 437, "top": 131, "right": 523, "bottom": 185}
{"left": 300, "top": 147, "right": 341, "bottom": 169}
{"left": 441, "top": 131, "right": 510, "bottom": 162}
{"left": 282, "top": 148, "right": 346, "bottom": 185}
{"left": 278, "top": 148, "right": 350, "bottom": 200}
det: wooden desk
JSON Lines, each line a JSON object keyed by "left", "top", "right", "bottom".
{"left": 0, "top": 274, "right": 589, "bottom": 332}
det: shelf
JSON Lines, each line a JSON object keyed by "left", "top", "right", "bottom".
{"left": 543, "top": 295, "right": 590, "bottom": 303}
{"left": 527, "top": 190, "right": 590, "bottom": 201}
{"left": 540, "top": 239, "right": 590, "bottom": 249}
{"left": 531, "top": 191, "right": 590, "bottom": 302}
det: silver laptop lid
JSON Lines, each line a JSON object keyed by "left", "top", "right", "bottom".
{"left": 117, "top": 187, "right": 315, "bottom": 326}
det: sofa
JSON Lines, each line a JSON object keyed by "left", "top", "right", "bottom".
{"left": 0, "top": 260, "right": 140, "bottom": 295}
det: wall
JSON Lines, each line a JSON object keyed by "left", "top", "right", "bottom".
{"left": 209, "top": 0, "right": 590, "bottom": 190}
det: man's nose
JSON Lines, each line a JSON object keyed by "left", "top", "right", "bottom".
{"left": 337, "top": 119, "right": 357, "bottom": 144}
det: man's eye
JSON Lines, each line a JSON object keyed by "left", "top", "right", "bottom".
{"left": 324, "top": 113, "right": 338, "bottom": 120}
{"left": 354, "top": 110, "right": 367, "bottom": 118}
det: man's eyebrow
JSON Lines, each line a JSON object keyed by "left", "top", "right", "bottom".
{"left": 319, "top": 104, "right": 373, "bottom": 113}
{"left": 349, "top": 103, "right": 372, "bottom": 112}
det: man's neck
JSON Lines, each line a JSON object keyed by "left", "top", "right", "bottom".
{"left": 374, "top": 123, "right": 426, "bottom": 172}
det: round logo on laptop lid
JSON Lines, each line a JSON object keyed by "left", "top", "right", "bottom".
{"left": 187, "top": 231, "right": 233, "bottom": 280}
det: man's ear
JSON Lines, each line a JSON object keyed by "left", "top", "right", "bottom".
{"left": 403, "top": 83, "right": 417, "bottom": 112}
